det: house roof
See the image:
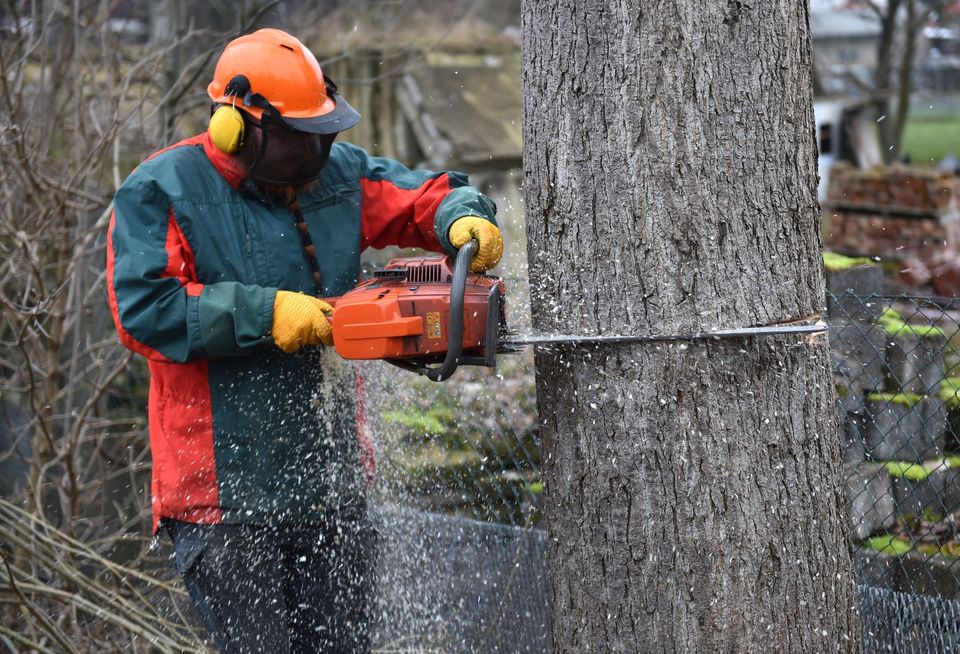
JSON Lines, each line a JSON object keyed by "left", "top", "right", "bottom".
{"left": 810, "top": 9, "right": 882, "bottom": 39}
{"left": 400, "top": 53, "right": 522, "bottom": 167}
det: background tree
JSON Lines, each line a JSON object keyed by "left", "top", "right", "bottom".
{"left": 521, "top": 1, "right": 862, "bottom": 651}
{"left": 863, "top": 0, "right": 950, "bottom": 162}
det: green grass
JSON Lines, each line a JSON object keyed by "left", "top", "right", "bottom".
{"left": 875, "top": 306, "right": 946, "bottom": 339}
{"left": 940, "top": 378, "right": 960, "bottom": 409}
{"left": 865, "top": 391, "right": 925, "bottom": 407}
{"left": 901, "top": 116, "right": 960, "bottom": 165}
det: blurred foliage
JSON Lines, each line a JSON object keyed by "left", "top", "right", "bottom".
{"left": 376, "top": 350, "right": 542, "bottom": 527}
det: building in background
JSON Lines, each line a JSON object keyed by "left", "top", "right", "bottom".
{"left": 922, "top": 3, "right": 960, "bottom": 92}
{"left": 811, "top": 8, "right": 882, "bottom": 97}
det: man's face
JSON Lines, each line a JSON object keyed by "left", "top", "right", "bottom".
{"left": 242, "top": 118, "right": 336, "bottom": 190}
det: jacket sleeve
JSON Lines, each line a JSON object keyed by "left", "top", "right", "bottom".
{"left": 107, "top": 178, "right": 276, "bottom": 363}
{"left": 347, "top": 143, "right": 498, "bottom": 254}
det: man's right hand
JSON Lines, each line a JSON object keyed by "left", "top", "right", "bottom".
{"left": 271, "top": 291, "right": 334, "bottom": 353}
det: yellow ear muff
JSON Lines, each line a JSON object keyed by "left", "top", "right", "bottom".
{"left": 208, "top": 105, "right": 245, "bottom": 153}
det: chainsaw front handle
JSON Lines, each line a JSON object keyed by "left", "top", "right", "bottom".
{"left": 418, "top": 239, "right": 476, "bottom": 381}
{"left": 385, "top": 240, "right": 477, "bottom": 381}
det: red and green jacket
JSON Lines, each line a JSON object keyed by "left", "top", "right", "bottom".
{"left": 107, "top": 133, "right": 497, "bottom": 532}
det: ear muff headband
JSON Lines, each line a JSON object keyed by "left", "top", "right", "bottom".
{"left": 208, "top": 74, "right": 285, "bottom": 154}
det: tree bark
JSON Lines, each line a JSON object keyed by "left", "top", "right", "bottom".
{"left": 520, "top": 2, "right": 862, "bottom": 652}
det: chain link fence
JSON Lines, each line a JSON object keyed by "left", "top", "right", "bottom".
{"left": 830, "top": 287, "right": 960, "bottom": 569}
{"left": 371, "top": 350, "right": 542, "bottom": 529}
{"left": 366, "top": 354, "right": 547, "bottom": 651}
{"left": 372, "top": 265, "right": 960, "bottom": 651}
{"left": 828, "top": 278, "right": 960, "bottom": 652}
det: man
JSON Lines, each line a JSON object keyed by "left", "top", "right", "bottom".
{"left": 107, "top": 28, "right": 502, "bottom": 653}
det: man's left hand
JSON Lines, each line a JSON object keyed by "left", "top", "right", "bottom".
{"left": 448, "top": 216, "right": 503, "bottom": 272}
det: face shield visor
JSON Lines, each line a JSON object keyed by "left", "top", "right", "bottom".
{"left": 247, "top": 122, "right": 338, "bottom": 186}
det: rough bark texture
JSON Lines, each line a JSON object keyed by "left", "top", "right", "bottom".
{"left": 520, "top": 2, "right": 862, "bottom": 652}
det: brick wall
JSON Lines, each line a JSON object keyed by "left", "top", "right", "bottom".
{"left": 827, "top": 162, "right": 960, "bottom": 213}
{"left": 824, "top": 211, "right": 960, "bottom": 263}
{"left": 823, "top": 163, "right": 960, "bottom": 293}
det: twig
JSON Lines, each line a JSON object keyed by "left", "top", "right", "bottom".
{"left": 0, "top": 550, "right": 80, "bottom": 654}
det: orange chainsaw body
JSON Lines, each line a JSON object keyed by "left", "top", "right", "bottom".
{"left": 328, "top": 254, "right": 506, "bottom": 366}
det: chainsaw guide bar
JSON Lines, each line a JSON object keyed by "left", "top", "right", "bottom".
{"left": 500, "top": 322, "right": 828, "bottom": 349}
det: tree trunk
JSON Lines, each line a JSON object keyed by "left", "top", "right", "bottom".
{"left": 520, "top": 2, "right": 862, "bottom": 652}
{"left": 892, "top": 0, "right": 918, "bottom": 163}
{"left": 874, "top": 0, "right": 901, "bottom": 162}
{"left": 893, "top": 0, "right": 934, "bottom": 163}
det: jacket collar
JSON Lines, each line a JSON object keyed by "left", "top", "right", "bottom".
{"left": 199, "top": 132, "right": 247, "bottom": 189}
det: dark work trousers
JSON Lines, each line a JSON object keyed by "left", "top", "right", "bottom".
{"left": 164, "top": 516, "right": 379, "bottom": 654}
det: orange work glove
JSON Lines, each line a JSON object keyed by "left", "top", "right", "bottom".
{"left": 448, "top": 216, "right": 503, "bottom": 272}
{"left": 271, "top": 291, "right": 334, "bottom": 353}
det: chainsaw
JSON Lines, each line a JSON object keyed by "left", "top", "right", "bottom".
{"left": 326, "top": 241, "right": 828, "bottom": 382}
{"left": 326, "top": 241, "right": 515, "bottom": 382}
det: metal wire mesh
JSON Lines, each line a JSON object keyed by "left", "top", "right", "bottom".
{"left": 371, "top": 505, "right": 550, "bottom": 653}
{"left": 367, "top": 354, "right": 551, "bottom": 650}
{"left": 859, "top": 584, "right": 960, "bottom": 653}
{"left": 373, "top": 353, "right": 542, "bottom": 528}
{"left": 830, "top": 286, "right": 960, "bottom": 650}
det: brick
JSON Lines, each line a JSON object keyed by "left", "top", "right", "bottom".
{"left": 933, "top": 259, "right": 960, "bottom": 296}
{"left": 898, "top": 258, "right": 932, "bottom": 288}
{"left": 828, "top": 163, "right": 960, "bottom": 215}
{"left": 822, "top": 209, "right": 957, "bottom": 264}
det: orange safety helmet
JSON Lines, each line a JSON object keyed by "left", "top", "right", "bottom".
{"left": 207, "top": 28, "right": 359, "bottom": 134}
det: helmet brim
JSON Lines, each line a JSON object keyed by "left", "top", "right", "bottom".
{"left": 281, "top": 93, "right": 361, "bottom": 135}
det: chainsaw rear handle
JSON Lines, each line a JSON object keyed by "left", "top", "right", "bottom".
{"left": 388, "top": 239, "right": 477, "bottom": 382}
